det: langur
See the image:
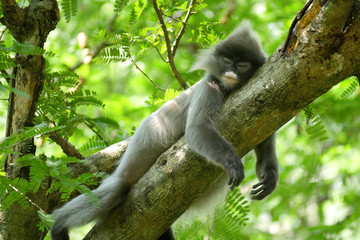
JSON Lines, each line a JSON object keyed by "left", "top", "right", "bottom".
{"left": 51, "top": 20, "right": 278, "bottom": 240}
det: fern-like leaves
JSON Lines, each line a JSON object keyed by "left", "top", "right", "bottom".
{"left": 60, "top": 0, "right": 78, "bottom": 22}
{"left": 79, "top": 136, "right": 107, "bottom": 154}
{"left": 210, "top": 188, "right": 250, "bottom": 240}
{"left": 174, "top": 188, "right": 249, "bottom": 240}
{"left": 98, "top": 47, "right": 130, "bottom": 63}
{"left": 0, "top": 51, "right": 15, "bottom": 70}
{"left": 114, "top": 0, "right": 130, "bottom": 12}
{"left": 129, "top": 0, "right": 149, "bottom": 26}
{"left": 341, "top": 77, "right": 359, "bottom": 98}
{"left": 304, "top": 106, "right": 329, "bottom": 141}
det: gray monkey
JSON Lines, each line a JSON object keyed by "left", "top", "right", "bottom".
{"left": 51, "top": 21, "right": 278, "bottom": 240}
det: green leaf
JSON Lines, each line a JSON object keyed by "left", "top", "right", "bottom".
{"left": 8, "top": 41, "right": 45, "bottom": 55}
{"left": 2, "top": 84, "right": 30, "bottom": 99}
{"left": 114, "top": 0, "right": 130, "bottom": 12}
{"left": 341, "top": 77, "right": 359, "bottom": 98}
{"left": 97, "top": 47, "right": 131, "bottom": 64}
{"left": 60, "top": 0, "right": 78, "bottom": 22}
{"left": 0, "top": 52, "right": 16, "bottom": 70}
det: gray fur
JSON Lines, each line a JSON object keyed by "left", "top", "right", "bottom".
{"left": 51, "top": 21, "right": 278, "bottom": 240}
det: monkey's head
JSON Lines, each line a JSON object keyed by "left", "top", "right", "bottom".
{"left": 191, "top": 20, "right": 266, "bottom": 90}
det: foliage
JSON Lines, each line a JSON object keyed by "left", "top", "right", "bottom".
{"left": 1, "top": 0, "right": 360, "bottom": 239}
{"left": 0, "top": 154, "right": 105, "bottom": 231}
{"left": 60, "top": 0, "right": 78, "bottom": 22}
{"left": 303, "top": 105, "right": 329, "bottom": 141}
{"left": 174, "top": 188, "right": 250, "bottom": 240}
{"left": 341, "top": 76, "right": 359, "bottom": 98}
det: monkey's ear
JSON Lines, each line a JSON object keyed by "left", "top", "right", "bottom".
{"left": 189, "top": 48, "right": 216, "bottom": 72}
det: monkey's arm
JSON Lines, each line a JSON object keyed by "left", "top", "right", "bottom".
{"left": 185, "top": 80, "right": 244, "bottom": 190}
{"left": 251, "top": 134, "right": 278, "bottom": 200}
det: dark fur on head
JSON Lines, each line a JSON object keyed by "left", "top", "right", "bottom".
{"left": 191, "top": 20, "right": 266, "bottom": 87}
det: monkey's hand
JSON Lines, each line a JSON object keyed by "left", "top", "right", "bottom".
{"left": 222, "top": 155, "right": 245, "bottom": 190}
{"left": 250, "top": 168, "right": 278, "bottom": 200}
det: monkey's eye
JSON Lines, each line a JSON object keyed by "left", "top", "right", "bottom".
{"left": 236, "top": 61, "right": 251, "bottom": 72}
{"left": 222, "top": 57, "right": 232, "bottom": 65}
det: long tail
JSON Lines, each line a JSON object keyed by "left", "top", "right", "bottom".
{"left": 51, "top": 176, "right": 130, "bottom": 240}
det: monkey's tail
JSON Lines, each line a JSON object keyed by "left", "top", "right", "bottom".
{"left": 51, "top": 176, "right": 130, "bottom": 240}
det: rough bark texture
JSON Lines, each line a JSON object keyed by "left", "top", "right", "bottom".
{"left": 0, "top": 0, "right": 60, "bottom": 239}
{"left": 76, "top": 0, "right": 359, "bottom": 239}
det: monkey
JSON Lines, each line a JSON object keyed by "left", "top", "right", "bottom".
{"left": 51, "top": 20, "right": 278, "bottom": 240}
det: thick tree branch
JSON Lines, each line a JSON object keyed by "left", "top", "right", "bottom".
{"left": 0, "top": 0, "right": 24, "bottom": 34}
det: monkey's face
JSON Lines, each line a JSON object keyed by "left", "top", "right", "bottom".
{"left": 219, "top": 56, "right": 252, "bottom": 88}
{"left": 211, "top": 53, "right": 255, "bottom": 90}
{"left": 211, "top": 44, "right": 265, "bottom": 90}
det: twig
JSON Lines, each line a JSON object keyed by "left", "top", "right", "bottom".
{"left": 152, "top": 0, "right": 190, "bottom": 89}
{"left": 83, "top": 118, "right": 109, "bottom": 147}
{"left": 130, "top": 57, "right": 166, "bottom": 91}
{"left": 171, "top": 0, "right": 196, "bottom": 56}
{"left": 139, "top": 37, "right": 167, "bottom": 63}
{"left": 152, "top": 0, "right": 173, "bottom": 60}
{"left": 162, "top": 13, "right": 207, "bottom": 36}
{"left": 69, "top": 42, "right": 112, "bottom": 72}
{"left": 9, "top": 184, "right": 43, "bottom": 211}
{"left": 69, "top": 12, "right": 119, "bottom": 72}
{"left": 150, "top": 42, "right": 168, "bottom": 63}
{"left": 49, "top": 132, "right": 84, "bottom": 159}
{"left": 219, "top": 0, "right": 237, "bottom": 25}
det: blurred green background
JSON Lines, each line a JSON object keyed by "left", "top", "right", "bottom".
{"left": 1, "top": 0, "right": 360, "bottom": 239}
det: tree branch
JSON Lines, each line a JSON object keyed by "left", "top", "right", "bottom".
{"left": 170, "top": 0, "right": 196, "bottom": 56}
{"left": 152, "top": 0, "right": 188, "bottom": 89}
{"left": 69, "top": 12, "right": 119, "bottom": 72}
{"left": 130, "top": 58, "right": 166, "bottom": 91}
{"left": 48, "top": 132, "right": 84, "bottom": 159}
{"left": 162, "top": 13, "right": 210, "bottom": 37}
{"left": 220, "top": 0, "right": 237, "bottom": 25}
{"left": 0, "top": 0, "right": 24, "bottom": 34}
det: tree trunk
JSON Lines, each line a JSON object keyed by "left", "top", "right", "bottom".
{"left": 0, "top": 0, "right": 59, "bottom": 239}
{"left": 76, "top": 0, "right": 359, "bottom": 239}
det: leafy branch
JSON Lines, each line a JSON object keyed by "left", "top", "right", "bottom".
{"left": 68, "top": 12, "right": 120, "bottom": 72}
{"left": 152, "top": 0, "right": 198, "bottom": 89}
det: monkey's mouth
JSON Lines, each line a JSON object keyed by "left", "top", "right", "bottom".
{"left": 222, "top": 72, "right": 239, "bottom": 86}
